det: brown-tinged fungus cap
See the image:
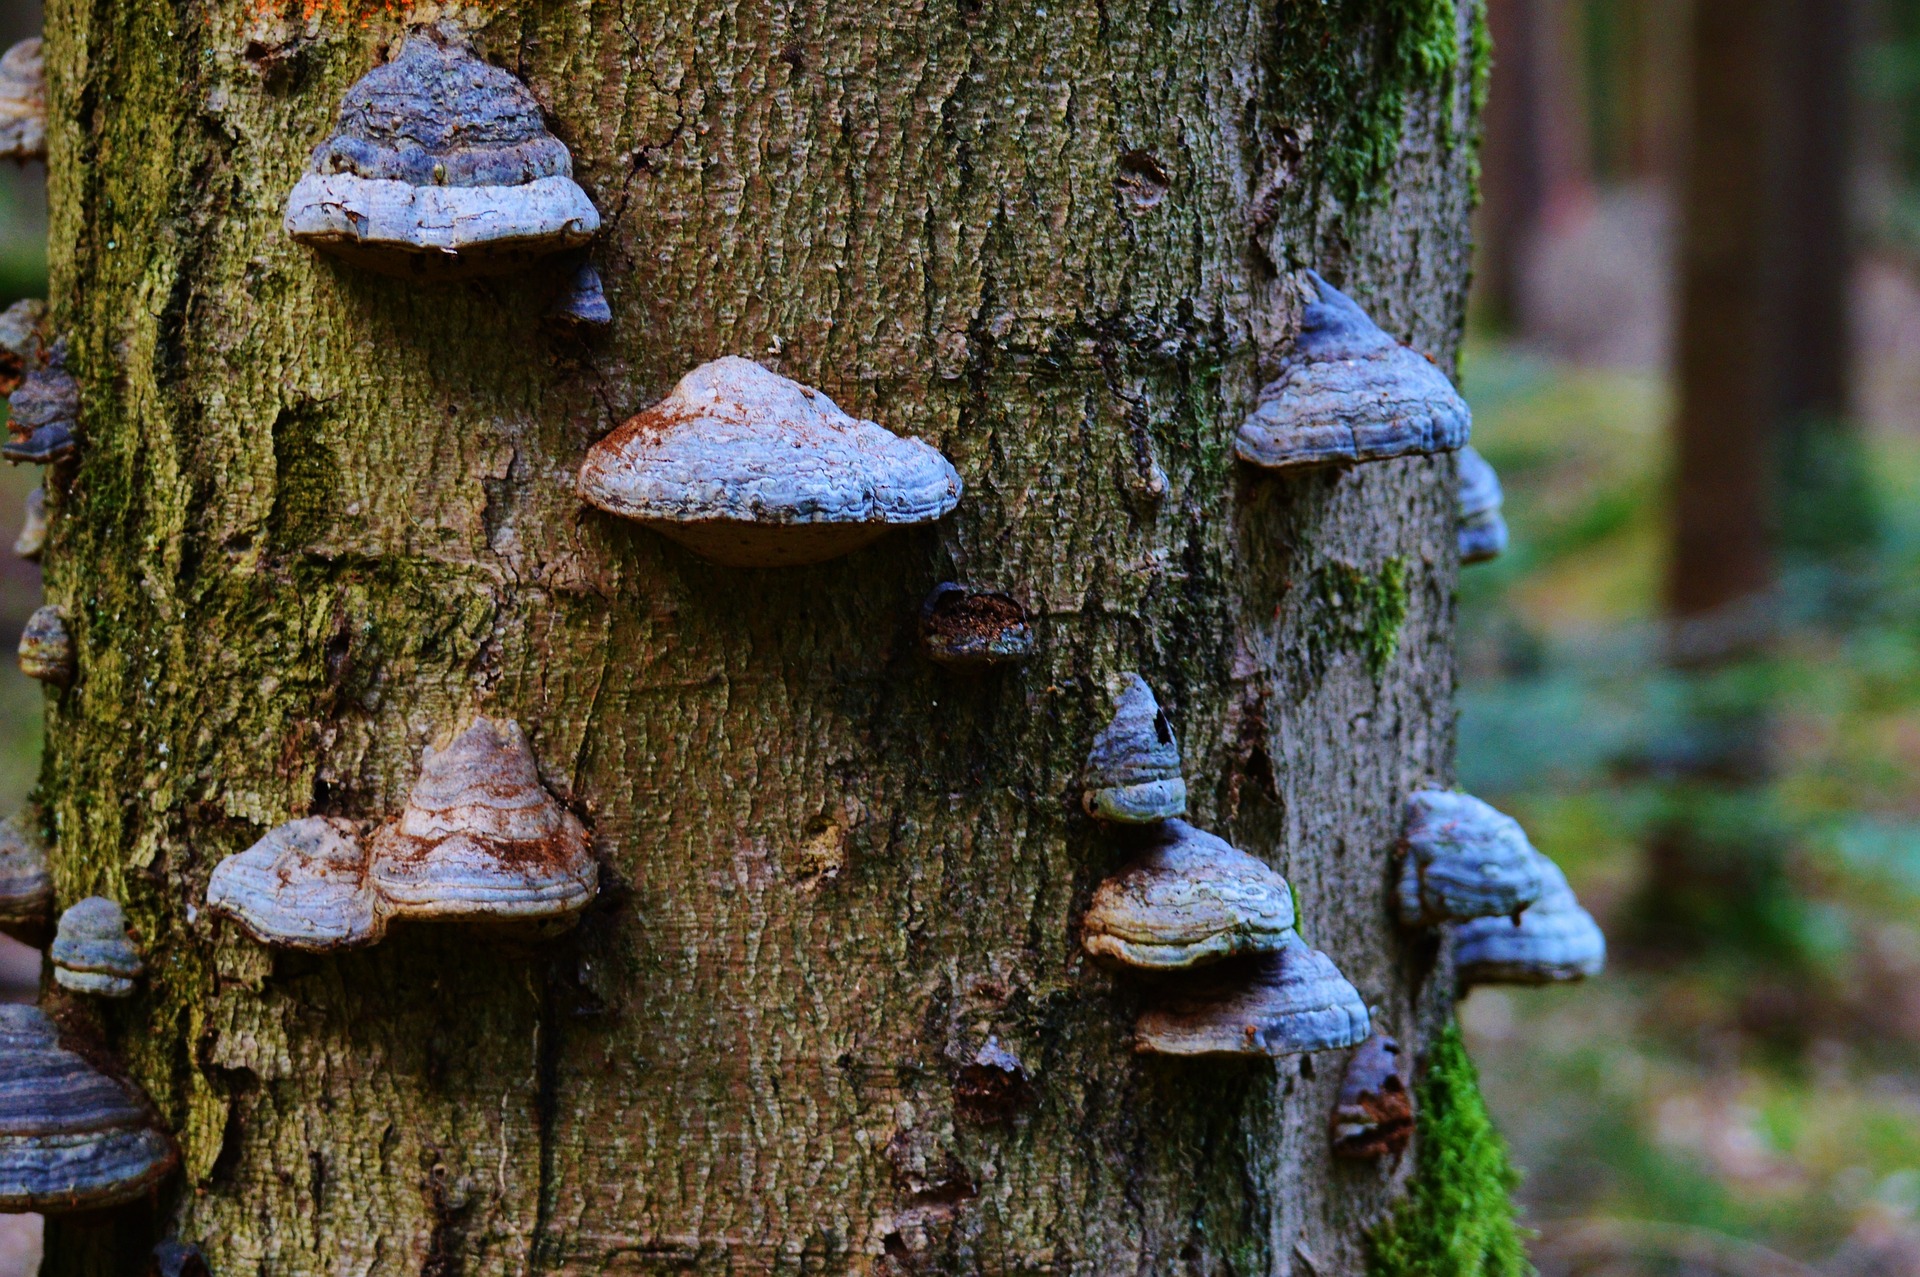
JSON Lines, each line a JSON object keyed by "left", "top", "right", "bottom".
{"left": 51, "top": 897, "right": 142, "bottom": 997}
{"left": 4, "top": 346, "right": 78, "bottom": 466}
{"left": 577, "top": 356, "right": 963, "bottom": 567}
{"left": 1457, "top": 445, "right": 1508, "bottom": 565}
{"left": 0, "top": 40, "right": 44, "bottom": 165}
{"left": 919, "top": 582, "right": 1034, "bottom": 668}
{"left": 207, "top": 816, "right": 384, "bottom": 952}
{"left": 1082, "top": 820, "right": 1294, "bottom": 970}
{"left": 1454, "top": 852, "right": 1606, "bottom": 988}
{"left": 1396, "top": 790, "right": 1546, "bottom": 929}
{"left": 0, "top": 812, "right": 51, "bottom": 944}
{"left": 284, "top": 30, "right": 599, "bottom": 277}
{"left": 1330, "top": 1031, "right": 1414, "bottom": 1159}
{"left": 17, "top": 604, "right": 72, "bottom": 686}
{"left": 1082, "top": 674, "right": 1186, "bottom": 824}
{"left": 12, "top": 487, "right": 43, "bottom": 561}
{"left": 1235, "top": 271, "right": 1470, "bottom": 472}
{"left": 0, "top": 298, "right": 43, "bottom": 394}
{"left": 1133, "top": 934, "right": 1371, "bottom": 1058}
{"left": 0, "top": 1004, "right": 177, "bottom": 1212}
{"left": 367, "top": 716, "right": 597, "bottom": 924}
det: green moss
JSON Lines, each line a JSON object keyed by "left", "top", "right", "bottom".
{"left": 1310, "top": 557, "right": 1410, "bottom": 680}
{"left": 1368, "top": 1022, "right": 1532, "bottom": 1277}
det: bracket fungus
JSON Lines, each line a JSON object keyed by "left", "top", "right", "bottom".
{"left": 1396, "top": 790, "right": 1547, "bottom": 929}
{"left": 1330, "top": 1032, "right": 1414, "bottom": 1159}
{"left": 207, "top": 816, "right": 383, "bottom": 952}
{"left": 0, "top": 814, "right": 50, "bottom": 944}
{"left": 13, "top": 487, "right": 42, "bottom": 561}
{"left": 919, "top": 582, "right": 1034, "bottom": 668}
{"left": 284, "top": 30, "right": 599, "bottom": 277}
{"left": 0, "top": 1004, "right": 177, "bottom": 1212}
{"left": 1133, "top": 935, "right": 1371, "bottom": 1058}
{"left": 0, "top": 298, "right": 43, "bottom": 393}
{"left": 1083, "top": 674, "right": 1187, "bottom": 824}
{"left": 52, "top": 897, "right": 143, "bottom": 998}
{"left": 578, "top": 356, "right": 962, "bottom": 567}
{"left": 1235, "top": 271, "right": 1470, "bottom": 472}
{"left": 0, "top": 39, "right": 43, "bottom": 165}
{"left": 3, "top": 347, "right": 78, "bottom": 466}
{"left": 1454, "top": 854, "right": 1606, "bottom": 987}
{"left": 1082, "top": 820, "right": 1294, "bottom": 970}
{"left": 17, "top": 604, "right": 72, "bottom": 687}
{"left": 548, "top": 260, "right": 611, "bottom": 331}
{"left": 1457, "top": 446, "right": 1509, "bottom": 565}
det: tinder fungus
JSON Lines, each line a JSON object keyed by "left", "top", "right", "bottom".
{"left": 51, "top": 897, "right": 142, "bottom": 998}
{"left": 1082, "top": 820, "right": 1294, "bottom": 970}
{"left": 1235, "top": 270, "right": 1470, "bottom": 472}
{"left": 1396, "top": 790, "right": 1546, "bottom": 929}
{"left": 1330, "top": 1032, "right": 1414, "bottom": 1159}
{"left": 548, "top": 260, "right": 611, "bottom": 330}
{"left": 1457, "top": 445, "right": 1508, "bottom": 565}
{"left": 3, "top": 350, "right": 78, "bottom": 465}
{"left": 207, "top": 816, "right": 383, "bottom": 952}
{"left": 1454, "top": 853, "right": 1606, "bottom": 988}
{"left": 0, "top": 298, "right": 43, "bottom": 394}
{"left": 0, "top": 40, "right": 44, "bottom": 165}
{"left": 1133, "top": 935, "right": 1371, "bottom": 1058}
{"left": 284, "top": 30, "right": 599, "bottom": 277}
{"left": 578, "top": 357, "right": 963, "bottom": 567}
{"left": 919, "top": 582, "right": 1034, "bottom": 668}
{"left": 0, "top": 1004, "right": 177, "bottom": 1212}
{"left": 1083, "top": 674, "right": 1186, "bottom": 824}
{"left": 17, "top": 604, "right": 72, "bottom": 686}
{"left": 367, "top": 716, "right": 597, "bottom": 924}
{"left": 13, "top": 487, "right": 42, "bottom": 561}
{"left": 0, "top": 814, "right": 50, "bottom": 944}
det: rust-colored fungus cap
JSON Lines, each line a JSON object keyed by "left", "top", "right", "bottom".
{"left": 1330, "top": 1031, "right": 1414, "bottom": 1159}
{"left": 1082, "top": 674, "right": 1186, "bottom": 824}
{"left": 0, "top": 40, "right": 44, "bottom": 165}
{"left": 0, "top": 1004, "right": 177, "bottom": 1212}
{"left": 51, "top": 897, "right": 142, "bottom": 998}
{"left": 1454, "top": 852, "right": 1606, "bottom": 988}
{"left": 13, "top": 487, "right": 43, "bottom": 561}
{"left": 578, "top": 357, "right": 963, "bottom": 567}
{"left": 1082, "top": 820, "right": 1294, "bottom": 970}
{"left": 284, "top": 30, "right": 599, "bottom": 277}
{"left": 1133, "top": 934, "right": 1371, "bottom": 1058}
{"left": 207, "top": 817, "right": 383, "bottom": 952}
{"left": 1235, "top": 271, "right": 1470, "bottom": 471}
{"left": 1457, "top": 446, "right": 1508, "bottom": 565}
{"left": 1396, "top": 790, "right": 1546, "bottom": 929}
{"left": 919, "top": 583, "right": 1034, "bottom": 668}
{"left": 17, "top": 604, "right": 72, "bottom": 686}
{"left": 0, "top": 813, "right": 51, "bottom": 944}
{"left": 367, "top": 717, "right": 597, "bottom": 924}
{"left": 3, "top": 349, "right": 78, "bottom": 466}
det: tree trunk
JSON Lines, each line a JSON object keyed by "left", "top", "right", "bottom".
{"left": 37, "top": 2, "right": 1499, "bottom": 1272}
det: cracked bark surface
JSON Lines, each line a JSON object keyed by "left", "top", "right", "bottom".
{"left": 38, "top": 0, "right": 1483, "bottom": 1272}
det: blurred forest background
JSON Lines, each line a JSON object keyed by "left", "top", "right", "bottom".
{"left": 3, "top": 1, "right": 1920, "bottom": 1274}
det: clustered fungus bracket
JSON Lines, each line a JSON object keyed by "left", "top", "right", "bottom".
{"left": 1331, "top": 1032, "right": 1415, "bottom": 1159}
{"left": 1457, "top": 446, "right": 1509, "bottom": 565}
{"left": 18, "top": 604, "right": 72, "bottom": 687}
{"left": 1454, "top": 853, "right": 1607, "bottom": 988}
{"left": 1395, "top": 790, "right": 1547, "bottom": 930}
{"left": 0, "top": 813, "right": 50, "bottom": 944}
{"left": 3, "top": 341, "right": 78, "bottom": 466}
{"left": 51, "top": 897, "right": 143, "bottom": 997}
{"left": 0, "top": 39, "right": 44, "bottom": 165}
{"left": 1081, "top": 820, "right": 1295, "bottom": 971}
{"left": 1081, "top": 675, "right": 1188, "bottom": 825}
{"left": 1131, "top": 936, "right": 1373, "bottom": 1059}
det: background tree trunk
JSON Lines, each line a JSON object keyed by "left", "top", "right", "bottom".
{"left": 37, "top": 1, "right": 1492, "bottom": 1272}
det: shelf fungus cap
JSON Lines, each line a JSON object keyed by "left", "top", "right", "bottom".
{"left": 1330, "top": 1032, "right": 1414, "bottom": 1159}
{"left": 284, "top": 31, "right": 599, "bottom": 277}
{"left": 1454, "top": 853, "right": 1606, "bottom": 987}
{"left": 367, "top": 717, "right": 597, "bottom": 923}
{"left": 17, "top": 604, "right": 72, "bottom": 686}
{"left": 0, "top": 39, "right": 44, "bottom": 164}
{"left": 919, "top": 583, "right": 1035, "bottom": 668}
{"left": 0, "top": 298, "right": 43, "bottom": 393}
{"left": 1396, "top": 790, "right": 1547, "bottom": 929}
{"left": 0, "top": 813, "right": 51, "bottom": 943}
{"left": 1083, "top": 674, "right": 1186, "bottom": 824}
{"left": 13, "top": 487, "right": 43, "bottom": 561}
{"left": 1457, "top": 446, "right": 1508, "bottom": 565}
{"left": 1133, "top": 934, "right": 1371, "bottom": 1058}
{"left": 207, "top": 817, "right": 384, "bottom": 952}
{"left": 1082, "top": 820, "right": 1294, "bottom": 970}
{"left": 577, "top": 357, "right": 963, "bottom": 567}
{"left": 547, "top": 261, "right": 611, "bottom": 331}
{"left": 52, "top": 897, "right": 143, "bottom": 997}
{"left": 4, "top": 353, "right": 78, "bottom": 466}
{"left": 0, "top": 1004, "right": 177, "bottom": 1212}
{"left": 1235, "top": 271, "right": 1471, "bottom": 471}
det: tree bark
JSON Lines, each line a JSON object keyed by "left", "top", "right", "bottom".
{"left": 37, "top": 1, "right": 1490, "bottom": 1272}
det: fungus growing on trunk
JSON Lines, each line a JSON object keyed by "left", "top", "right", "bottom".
{"left": 1330, "top": 1031, "right": 1414, "bottom": 1159}
{"left": 1133, "top": 935, "right": 1370, "bottom": 1058}
{"left": 207, "top": 816, "right": 383, "bottom": 951}
{"left": 1454, "top": 854, "right": 1607, "bottom": 988}
{"left": 1082, "top": 820, "right": 1294, "bottom": 970}
{"left": 577, "top": 356, "right": 962, "bottom": 567}
{"left": 0, "top": 1004, "right": 177, "bottom": 1212}
{"left": 919, "top": 583, "right": 1034, "bottom": 668}
{"left": 0, "top": 298, "right": 43, "bottom": 393}
{"left": 283, "top": 30, "right": 599, "bottom": 277}
{"left": 1235, "top": 271, "right": 1470, "bottom": 471}
{"left": 1457, "top": 446, "right": 1508, "bottom": 565}
{"left": 51, "top": 897, "right": 143, "bottom": 997}
{"left": 17, "top": 604, "right": 72, "bottom": 686}
{"left": 0, "top": 39, "right": 44, "bottom": 165}
{"left": 0, "top": 813, "right": 50, "bottom": 945}
{"left": 1396, "top": 790, "right": 1547, "bottom": 929}
{"left": 548, "top": 260, "right": 612, "bottom": 331}
{"left": 13, "top": 487, "right": 43, "bottom": 561}
{"left": 1082, "top": 674, "right": 1186, "bottom": 824}
{"left": 3, "top": 347, "right": 78, "bottom": 465}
